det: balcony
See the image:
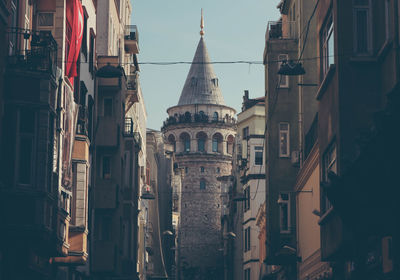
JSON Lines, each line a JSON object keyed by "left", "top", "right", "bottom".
{"left": 125, "top": 74, "right": 139, "bottom": 113}
{"left": 76, "top": 106, "right": 88, "bottom": 136}
{"left": 161, "top": 113, "right": 236, "bottom": 130}
{"left": 266, "top": 21, "right": 297, "bottom": 40}
{"left": 6, "top": 28, "right": 57, "bottom": 77}
{"left": 124, "top": 25, "right": 139, "bottom": 54}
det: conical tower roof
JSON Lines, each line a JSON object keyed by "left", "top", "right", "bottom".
{"left": 178, "top": 36, "right": 225, "bottom": 106}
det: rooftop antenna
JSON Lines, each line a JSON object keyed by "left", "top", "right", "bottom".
{"left": 200, "top": 8, "right": 205, "bottom": 36}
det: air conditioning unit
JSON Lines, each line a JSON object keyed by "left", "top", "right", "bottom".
{"left": 291, "top": 151, "right": 300, "bottom": 166}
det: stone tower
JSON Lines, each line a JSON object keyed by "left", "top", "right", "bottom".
{"left": 161, "top": 14, "right": 236, "bottom": 280}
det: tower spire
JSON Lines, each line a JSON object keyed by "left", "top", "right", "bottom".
{"left": 200, "top": 8, "right": 204, "bottom": 36}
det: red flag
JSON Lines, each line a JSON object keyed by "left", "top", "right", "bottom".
{"left": 65, "top": 0, "right": 84, "bottom": 78}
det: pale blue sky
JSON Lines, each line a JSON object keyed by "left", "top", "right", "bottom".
{"left": 131, "top": 0, "right": 280, "bottom": 130}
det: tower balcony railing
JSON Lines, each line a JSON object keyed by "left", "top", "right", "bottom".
{"left": 162, "top": 113, "right": 236, "bottom": 130}
{"left": 266, "top": 21, "right": 297, "bottom": 40}
{"left": 6, "top": 28, "right": 57, "bottom": 77}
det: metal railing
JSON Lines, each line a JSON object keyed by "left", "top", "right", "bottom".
{"left": 6, "top": 28, "right": 57, "bottom": 77}
{"left": 162, "top": 113, "right": 236, "bottom": 129}
{"left": 125, "top": 25, "right": 139, "bottom": 44}
{"left": 267, "top": 21, "right": 297, "bottom": 40}
{"left": 126, "top": 74, "right": 137, "bottom": 91}
{"left": 124, "top": 118, "right": 134, "bottom": 136}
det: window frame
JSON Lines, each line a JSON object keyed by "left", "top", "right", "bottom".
{"left": 353, "top": 0, "right": 372, "bottom": 55}
{"left": 244, "top": 227, "right": 251, "bottom": 252}
{"left": 279, "top": 193, "right": 290, "bottom": 233}
{"left": 102, "top": 155, "right": 112, "bottom": 179}
{"left": 321, "top": 12, "right": 335, "bottom": 79}
{"left": 254, "top": 146, "right": 263, "bottom": 166}
{"left": 278, "top": 54, "right": 289, "bottom": 88}
{"left": 279, "top": 122, "right": 290, "bottom": 158}
{"left": 321, "top": 142, "right": 337, "bottom": 213}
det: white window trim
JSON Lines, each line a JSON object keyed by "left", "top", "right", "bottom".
{"left": 278, "top": 54, "right": 289, "bottom": 88}
{"left": 279, "top": 193, "right": 291, "bottom": 234}
{"left": 279, "top": 122, "right": 290, "bottom": 158}
{"left": 353, "top": 0, "right": 373, "bottom": 55}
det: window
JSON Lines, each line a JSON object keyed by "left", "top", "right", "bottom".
{"left": 322, "top": 143, "right": 337, "bottom": 212}
{"left": 212, "top": 137, "right": 218, "bottom": 152}
{"left": 200, "top": 179, "right": 206, "bottom": 190}
{"left": 98, "top": 216, "right": 112, "bottom": 241}
{"left": 279, "top": 123, "right": 290, "bottom": 157}
{"left": 211, "top": 78, "right": 218, "bottom": 87}
{"left": 254, "top": 146, "right": 263, "bottom": 165}
{"left": 184, "top": 138, "right": 190, "bottom": 152}
{"left": 216, "top": 167, "right": 220, "bottom": 173}
{"left": 321, "top": 13, "right": 335, "bottom": 78}
{"left": 198, "top": 138, "right": 205, "bottom": 152}
{"left": 213, "top": 112, "right": 218, "bottom": 121}
{"left": 185, "top": 167, "right": 188, "bottom": 174}
{"left": 279, "top": 193, "right": 290, "bottom": 233}
{"left": 244, "top": 227, "right": 251, "bottom": 252}
{"left": 102, "top": 156, "right": 111, "bottom": 179}
{"left": 242, "top": 126, "right": 249, "bottom": 140}
{"left": 200, "top": 166, "right": 204, "bottom": 173}
{"left": 243, "top": 186, "right": 250, "bottom": 212}
{"left": 81, "top": 9, "right": 88, "bottom": 60}
{"left": 212, "top": 133, "right": 222, "bottom": 153}
{"left": 385, "top": 0, "right": 391, "bottom": 41}
{"left": 180, "top": 133, "right": 191, "bottom": 152}
{"left": 353, "top": 0, "right": 372, "bottom": 55}
{"left": 244, "top": 268, "right": 251, "bottom": 280}
{"left": 89, "top": 29, "right": 95, "bottom": 75}
{"left": 17, "top": 108, "right": 35, "bottom": 185}
{"left": 190, "top": 77, "right": 197, "bottom": 87}
{"left": 278, "top": 54, "right": 289, "bottom": 88}
{"left": 103, "top": 98, "right": 112, "bottom": 117}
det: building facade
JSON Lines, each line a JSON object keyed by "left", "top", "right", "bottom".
{"left": 161, "top": 22, "right": 236, "bottom": 280}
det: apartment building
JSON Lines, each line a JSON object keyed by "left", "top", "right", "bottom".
{"left": 90, "top": 0, "right": 144, "bottom": 279}
{"left": 315, "top": 0, "right": 400, "bottom": 279}
{"left": 0, "top": 0, "right": 94, "bottom": 279}
{"left": 236, "top": 91, "right": 266, "bottom": 280}
{"left": 263, "top": 8, "right": 300, "bottom": 279}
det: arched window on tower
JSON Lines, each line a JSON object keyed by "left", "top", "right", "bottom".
{"left": 213, "top": 112, "right": 218, "bottom": 122}
{"left": 180, "top": 132, "right": 191, "bottom": 153}
{"left": 168, "top": 134, "right": 176, "bottom": 152}
{"left": 227, "top": 135, "right": 234, "bottom": 155}
{"left": 212, "top": 133, "right": 223, "bottom": 153}
{"left": 196, "top": 131, "right": 207, "bottom": 152}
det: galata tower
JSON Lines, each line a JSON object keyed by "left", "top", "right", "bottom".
{"left": 161, "top": 12, "right": 236, "bottom": 280}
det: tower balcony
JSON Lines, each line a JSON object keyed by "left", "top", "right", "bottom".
{"left": 161, "top": 113, "right": 236, "bottom": 131}
{"left": 124, "top": 25, "right": 139, "bottom": 54}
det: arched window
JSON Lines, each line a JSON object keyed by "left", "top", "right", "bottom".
{"left": 200, "top": 166, "right": 204, "bottom": 173}
{"left": 180, "top": 132, "right": 191, "bottom": 153}
{"left": 227, "top": 135, "right": 234, "bottom": 155}
{"left": 200, "top": 179, "right": 206, "bottom": 190}
{"left": 196, "top": 131, "right": 207, "bottom": 152}
{"left": 213, "top": 112, "right": 218, "bottom": 122}
{"left": 212, "top": 133, "right": 223, "bottom": 153}
{"left": 168, "top": 134, "right": 176, "bottom": 152}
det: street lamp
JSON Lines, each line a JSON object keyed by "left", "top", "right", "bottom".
{"left": 141, "top": 185, "right": 155, "bottom": 200}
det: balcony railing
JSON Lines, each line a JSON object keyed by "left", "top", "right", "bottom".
{"left": 126, "top": 74, "right": 137, "bottom": 91}
{"left": 124, "top": 118, "right": 134, "bottom": 136}
{"left": 125, "top": 25, "right": 139, "bottom": 43}
{"left": 124, "top": 25, "right": 139, "bottom": 54}
{"left": 6, "top": 28, "right": 57, "bottom": 77}
{"left": 162, "top": 113, "right": 236, "bottom": 130}
{"left": 266, "top": 21, "right": 297, "bottom": 40}
{"left": 76, "top": 106, "right": 88, "bottom": 135}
